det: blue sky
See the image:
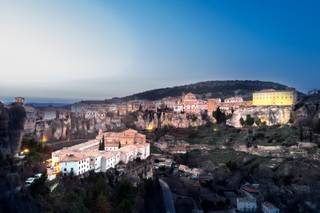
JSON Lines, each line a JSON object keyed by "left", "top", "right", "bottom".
{"left": 0, "top": 0, "right": 319, "bottom": 99}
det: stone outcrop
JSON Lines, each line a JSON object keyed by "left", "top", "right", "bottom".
{"left": 0, "top": 103, "right": 26, "bottom": 157}
{"left": 135, "top": 111, "right": 207, "bottom": 130}
{"left": 227, "top": 106, "right": 292, "bottom": 128}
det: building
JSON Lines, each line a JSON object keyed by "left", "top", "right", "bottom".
{"left": 99, "top": 129, "right": 146, "bottom": 146}
{"left": 236, "top": 197, "right": 257, "bottom": 212}
{"left": 161, "top": 97, "right": 178, "bottom": 109}
{"left": 207, "top": 98, "right": 222, "bottom": 115}
{"left": 23, "top": 105, "right": 37, "bottom": 134}
{"left": 252, "top": 89, "right": 296, "bottom": 106}
{"left": 173, "top": 104, "right": 184, "bottom": 113}
{"left": 15, "top": 97, "right": 25, "bottom": 105}
{"left": 60, "top": 153, "right": 90, "bottom": 176}
{"left": 49, "top": 130, "right": 150, "bottom": 177}
{"left": 38, "top": 108, "right": 57, "bottom": 121}
{"left": 224, "top": 96, "right": 243, "bottom": 103}
{"left": 172, "top": 92, "right": 208, "bottom": 114}
{"left": 262, "top": 202, "right": 280, "bottom": 213}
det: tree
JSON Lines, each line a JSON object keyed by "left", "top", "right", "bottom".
{"left": 191, "top": 114, "right": 197, "bottom": 122}
{"left": 245, "top": 115, "right": 255, "bottom": 126}
{"left": 95, "top": 193, "right": 111, "bottom": 213}
{"left": 313, "top": 118, "right": 320, "bottom": 133}
{"left": 240, "top": 115, "right": 255, "bottom": 127}
{"left": 99, "top": 136, "right": 105, "bottom": 151}
{"left": 212, "top": 107, "right": 226, "bottom": 124}
{"left": 240, "top": 117, "right": 245, "bottom": 126}
{"left": 299, "top": 125, "right": 304, "bottom": 141}
{"left": 255, "top": 118, "right": 262, "bottom": 127}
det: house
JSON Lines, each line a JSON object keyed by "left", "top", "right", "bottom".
{"left": 262, "top": 202, "right": 280, "bottom": 213}
{"left": 60, "top": 153, "right": 90, "bottom": 176}
{"left": 236, "top": 197, "right": 257, "bottom": 212}
{"left": 224, "top": 96, "right": 243, "bottom": 103}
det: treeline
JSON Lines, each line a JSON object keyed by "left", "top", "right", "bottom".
{"left": 33, "top": 172, "right": 163, "bottom": 213}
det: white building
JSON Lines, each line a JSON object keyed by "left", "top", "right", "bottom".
{"left": 236, "top": 197, "right": 257, "bottom": 212}
{"left": 85, "top": 110, "right": 97, "bottom": 119}
{"left": 262, "top": 202, "right": 280, "bottom": 213}
{"left": 42, "top": 110, "right": 57, "bottom": 121}
{"left": 173, "top": 104, "right": 184, "bottom": 113}
{"left": 49, "top": 131, "right": 150, "bottom": 178}
{"left": 224, "top": 96, "right": 244, "bottom": 103}
{"left": 60, "top": 153, "right": 90, "bottom": 176}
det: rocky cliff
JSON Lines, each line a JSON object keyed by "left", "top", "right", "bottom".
{"left": 0, "top": 102, "right": 26, "bottom": 157}
{"left": 135, "top": 111, "right": 207, "bottom": 129}
{"left": 228, "top": 106, "right": 292, "bottom": 128}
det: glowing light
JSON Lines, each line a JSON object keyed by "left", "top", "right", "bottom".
{"left": 146, "top": 123, "right": 154, "bottom": 132}
{"left": 22, "top": 148, "right": 30, "bottom": 154}
{"left": 41, "top": 135, "right": 48, "bottom": 143}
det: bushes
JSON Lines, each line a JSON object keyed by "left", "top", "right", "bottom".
{"left": 212, "top": 107, "right": 226, "bottom": 124}
{"left": 240, "top": 115, "right": 255, "bottom": 127}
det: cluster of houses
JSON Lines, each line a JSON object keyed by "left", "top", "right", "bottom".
{"left": 236, "top": 183, "right": 280, "bottom": 213}
{"left": 14, "top": 89, "right": 297, "bottom": 142}
{"left": 70, "top": 92, "right": 249, "bottom": 118}
{"left": 70, "top": 89, "right": 296, "bottom": 124}
{"left": 47, "top": 129, "right": 150, "bottom": 179}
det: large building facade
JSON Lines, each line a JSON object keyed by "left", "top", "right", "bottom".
{"left": 49, "top": 129, "right": 150, "bottom": 177}
{"left": 252, "top": 89, "right": 296, "bottom": 106}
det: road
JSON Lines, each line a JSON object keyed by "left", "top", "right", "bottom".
{"left": 159, "top": 178, "right": 176, "bottom": 213}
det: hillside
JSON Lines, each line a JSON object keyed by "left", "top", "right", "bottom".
{"left": 119, "top": 80, "right": 296, "bottom": 101}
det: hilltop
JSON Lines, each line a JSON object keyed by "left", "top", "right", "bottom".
{"left": 119, "top": 80, "right": 297, "bottom": 101}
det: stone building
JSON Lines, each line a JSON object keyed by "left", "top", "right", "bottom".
{"left": 98, "top": 129, "right": 146, "bottom": 146}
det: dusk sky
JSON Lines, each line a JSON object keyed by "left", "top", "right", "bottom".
{"left": 0, "top": 0, "right": 319, "bottom": 100}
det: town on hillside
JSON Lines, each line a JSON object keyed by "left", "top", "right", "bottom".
{"left": 1, "top": 87, "right": 320, "bottom": 212}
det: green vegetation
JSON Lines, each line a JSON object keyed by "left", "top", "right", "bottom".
{"left": 212, "top": 107, "right": 226, "bottom": 124}
{"left": 240, "top": 115, "right": 255, "bottom": 127}
{"left": 98, "top": 136, "right": 105, "bottom": 151}
{"left": 150, "top": 144, "right": 162, "bottom": 154}
{"left": 174, "top": 148, "right": 265, "bottom": 170}
{"left": 21, "top": 138, "right": 52, "bottom": 164}
{"left": 184, "top": 123, "right": 298, "bottom": 147}
{"left": 44, "top": 173, "right": 148, "bottom": 213}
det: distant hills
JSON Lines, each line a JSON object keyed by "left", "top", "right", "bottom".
{"left": 117, "top": 80, "right": 298, "bottom": 101}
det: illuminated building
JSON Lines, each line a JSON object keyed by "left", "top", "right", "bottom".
{"left": 49, "top": 130, "right": 149, "bottom": 177}
{"left": 224, "top": 96, "right": 243, "bottom": 103}
{"left": 98, "top": 129, "right": 146, "bottom": 146}
{"left": 252, "top": 89, "right": 296, "bottom": 106}
{"left": 207, "top": 98, "right": 221, "bottom": 115}
{"left": 173, "top": 92, "right": 208, "bottom": 114}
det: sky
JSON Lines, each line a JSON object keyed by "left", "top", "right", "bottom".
{"left": 0, "top": 0, "right": 319, "bottom": 100}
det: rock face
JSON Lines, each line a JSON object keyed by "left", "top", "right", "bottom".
{"left": 34, "top": 112, "right": 128, "bottom": 141}
{"left": 135, "top": 111, "right": 206, "bottom": 129}
{"left": 228, "top": 106, "right": 292, "bottom": 128}
{"left": 0, "top": 103, "right": 26, "bottom": 157}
